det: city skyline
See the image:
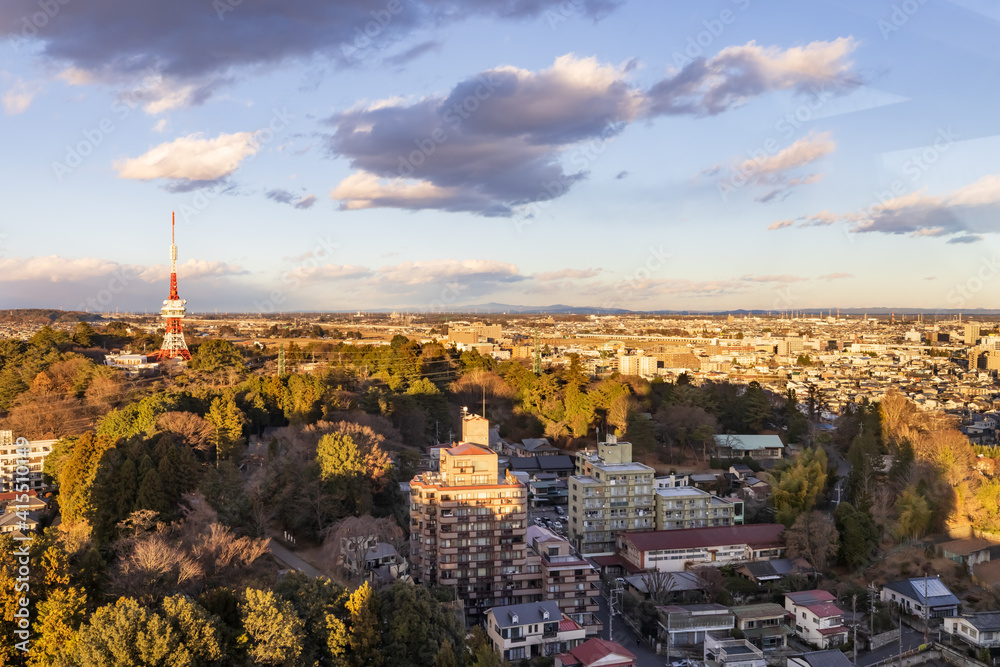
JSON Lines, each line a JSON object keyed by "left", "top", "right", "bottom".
{"left": 2, "top": 0, "right": 1000, "bottom": 313}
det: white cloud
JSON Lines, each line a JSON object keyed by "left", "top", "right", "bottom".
{"left": 2, "top": 79, "right": 43, "bottom": 115}
{"left": 533, "top": 268, "right": 603, "bottom": 281}
{"left": 115, "top": 131, "right": 259, "bottom": 182}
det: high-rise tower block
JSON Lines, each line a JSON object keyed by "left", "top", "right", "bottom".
{"left": 156, "top": 212, "right": 191, "bottom": 361}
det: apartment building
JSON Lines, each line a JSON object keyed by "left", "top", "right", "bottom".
{"left": 618, "top": 353, "right": 658, "bottom": 377}
{"left": 654, "top": 486, "right": 741, "bottom": 530}
{"left": 0, "top": 431, "right": 56, "bottom": 493}
{"left": 568, "top": 436, "right": 655, "bottom": 556}
{"left": 485, "top": 600, "right": 586, "bottom": 662}
{"left": 784, "top": 591, "right": 848, "bottom": 649}
{"left": 527, "top": 525, "right": 602, "bottom": 635}
{"left": 409, "top": 442, "right": 542, "bottom": 623}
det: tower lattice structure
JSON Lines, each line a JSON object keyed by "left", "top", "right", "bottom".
{"left": 156, "top": 212, "right": 191, "bottom": 361}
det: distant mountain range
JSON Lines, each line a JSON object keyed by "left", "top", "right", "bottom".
{"left": 364, "top": 303, "right": 1000, "bottom": 316}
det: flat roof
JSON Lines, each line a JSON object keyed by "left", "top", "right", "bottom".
{"left": 621, "top": 523, "right": 786, "bottom": 552}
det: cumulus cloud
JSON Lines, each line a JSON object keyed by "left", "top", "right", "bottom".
{"left": 2, "top": 79, "right": 43, "bottom": 114}
{"left": 645, "top": 38, "right": 858, "bottom": 116}
{"left": 706, "top": 132, "right": 835, "bottom": 203}
{"left": 329, "top": 44, "right": 858, "bottom": 216}
{"left": 533, "top": 268, "right": 603, "bottom": 281}
{"left": 115, "top": 132, "right": 259, "bottom": 184}
{"left": 2, "top": 0, "right": 621, "bottom": 111}
{"left": 776, "top": 174, "right": 1000, "bottom": 239}
{"left": 0, "top": 256, "right": 244, "bottom": 283}
{"left": 266, "top": 188, "right": 317, "bottom": 209}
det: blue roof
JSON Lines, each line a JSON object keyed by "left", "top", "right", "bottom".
{"left": 883, "top": 577, "right": 960, "bottom": 608}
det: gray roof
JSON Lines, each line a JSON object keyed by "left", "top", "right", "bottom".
{"left": 883, "top": 577, "right": 960, "bottom": 608}
{"left": 714, "top": 434, "right": 785, "bottom": 451}
{"left": 488, "top": 600, "right": 562, "bottom": 628}
{"left": 794, "top": 650, "right": 853, "bottom": 667}
{"left": 954, "top": 612, "right": 1000, "bottom": 632}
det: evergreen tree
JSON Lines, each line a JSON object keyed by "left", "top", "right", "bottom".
{"left": 29, "top": 587, "right": 88, "bottom": 667}
{"left": 240, "top": 588, "right": 306, "bottom": 666}
{"left": 206, "top": 393, "right": 246, "bottom": 464}
{"left": 347, "top": 581, "right": 383, "bottom": 667}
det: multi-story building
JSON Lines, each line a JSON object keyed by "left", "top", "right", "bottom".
{"left": 568, "top": 437, "right": 655, "bottom": 556}
{"left": 657, "top": 604, "right": 735, "bottom": 648}
{"left": 654, "top": 486, "right": 741, "bottom": 530}
{"left": 618, "top": 353, "right": 658, "bottom": 377}
{"left": 485, "top": 600, "right": 587, "bottom": 662}
{"left": 785, "top": 591, "right": 848, "bottom": 649}
{"left": 966, "top": 323, "right": 982, "bottom": 346}
{"left": 409, "top": 442, "right": 542, "bottom": 623}
{"left": 0, "top": 431, "right": 56, "bottom": 493}
{"left": 527, "top": 525, "right": 602, "bottom": 634}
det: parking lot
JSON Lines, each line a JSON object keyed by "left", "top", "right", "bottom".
{"left": 528, "top": 504, "right": 568, "bottom": 537}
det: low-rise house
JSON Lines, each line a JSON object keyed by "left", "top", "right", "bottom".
{"left": 621, "top": 571, "right": 703, "bottom": 603}
{"left": 485, "top": 601, "right": 587, "bottom": 662}
{"left": 785, "top": 590, "right": 848, "bottom": 649}
{"left": 504, "top": 438, "right": 561, "bottom": 457}
{"left": 788, "top": 649, "right": 853, "bottom": 667}
{"left": 555, "top": 637, "right": 636, "bottom": 667}
{"left": 943, "top": 612, "right": 1000, "bottom": 655}
{"left": 713, "top": 435, "right": 784, "bottom": 460}
{"left": 616, "top": 524, "right": 787, "bottom": 573}
{"left": 0, "top": 510, "right": 40, "bottom": 535}
{"left": 658, "top": 603, "right": 734, "bottom": 648}
{"left": 880, "top": 576, "right": 960, "bottom": 619}
{"left": 732, "top": 603, "right": 794, "bottom": 650}
{"left": 703, "top": 634, "right": 766, "bottom": 667}
{"left": 940, "top": 537, "right": 1000, "bottom": 573}
{"left": 736, "top": 558, "right": 815, "bottom": 585}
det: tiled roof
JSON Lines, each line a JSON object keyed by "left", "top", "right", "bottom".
{"left": 621, "top": 523, "right": 786, "bottom": 552}
{"left": 564, "top": 637, "right": 636, "bottom": 666}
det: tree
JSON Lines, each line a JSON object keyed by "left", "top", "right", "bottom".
{"left": 322, "top": 515, "right": 402, "bottom": 577}
{"left": 206, "top": 393, "right": 246, "bottom": 464}
{"left": 771, "top": 447, "right": 828, "bottom": 526}
{"left": 74, "top": 597, "right": 191, "bottom": 667}
{"left": 240, "top": 588, "right": 306, "bottom": 666}
{"left": 158, "top": 411, "right": 214, "bottom": 453}
{"left": 161, "top": 595, "right": 224, "bottom": 666}
{"left": 834, "top": 502, "right": 879, "bottom": 569}
{"left": 377, "top": 581, "right": 465, "bottom": 667}
{"left": 29, "top": 587, "right": 88, "bottom": 667}
{"left": 434, "top": 640, "right": 458, "bottom": 667}
{"left": 895, "top": 486, "right": 932, "bottom": 540}
{"left": 785, "top": 511, "right": 839, "bottom": 573}
{"left": 74, "top": 321, "right": 97, "bottom": 347}
{"left": 346, "top": 581, "right": 383, "bottom": 667}
{"left": 190, "top": 339, "right": 244, "bottom": 373}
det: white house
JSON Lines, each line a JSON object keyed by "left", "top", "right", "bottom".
{"left": 880, "top": 577, "right": 960, "bottom": 619}
{"left": 784, "top": 591, "right": 848, "bottom": 649}
{"left": 943, "top": 612, "right": 1000, "bottom": 651}
{"left": 486, "top": 600, "right": 587, "bottom": 662}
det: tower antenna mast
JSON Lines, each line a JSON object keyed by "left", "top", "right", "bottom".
{"left": 156, "top": 212, "right": 192, "bottom": 361}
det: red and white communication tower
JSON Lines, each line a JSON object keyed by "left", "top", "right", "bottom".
{"left": 156, "top": 212, "right": 191, "bottom": 361}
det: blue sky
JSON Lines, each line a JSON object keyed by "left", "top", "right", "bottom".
{"left": 2, "top": 0, "right": 999, "bottom": 313}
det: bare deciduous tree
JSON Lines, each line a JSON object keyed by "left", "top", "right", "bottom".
{"left": 785, "top": 511, "right": 839, "bottom": 573}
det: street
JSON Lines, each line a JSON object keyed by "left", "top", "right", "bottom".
{"left": 594, "top": 592, "right": 670, "bottom": 667}
{"left": 857, "top": 627, "right": 924, "bottom": 667}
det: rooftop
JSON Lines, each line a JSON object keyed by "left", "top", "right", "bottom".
{"left": 487, "top": 600, "right": 563, "bottom": 628}
{"left": 713, "top": 434, "right": 785, "bottom": 450}
{"left": 883, "top": 577, "right": 960, "bottom": 608}
{"left": 621, "top": 523, "right": 786, "bottom": 552}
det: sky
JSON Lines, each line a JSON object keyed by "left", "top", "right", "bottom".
{"left": 2, "top": 0, "right": 1000, "bottom": 314}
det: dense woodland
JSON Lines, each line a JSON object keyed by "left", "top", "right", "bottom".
{"left": 1, "top": 321, "right": 999, "bottom": 665}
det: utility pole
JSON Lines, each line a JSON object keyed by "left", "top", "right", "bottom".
{"left": 608, "top": 578, "right": 623, "bottom": 642}
{"left": 898, "top": 602, "right": 903, "bottom": 667}
{"left": 923, "top": 573, "right": 929, "bottom": 646}
{"left": 853, "top": 594, "right": 858, "bottom": 667}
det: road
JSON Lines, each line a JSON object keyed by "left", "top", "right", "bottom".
{"left": 267, "top": 538, "right": 325, "bottom": 578}
{"left": 857, "top": 627, "right": 924, "bottom": 667}
{"left": 829, "top": 446, "right": 851, "bottom": 507}
{"left": 594, "top": 592, "right": 670, "bottom": 667}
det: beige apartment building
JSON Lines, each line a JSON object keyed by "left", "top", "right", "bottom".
{"left": 568, "top": 436, "right": 655, "bottom": 556}
{"left": 409, "top": 442, "right": 542, "bottom": 623}
{"left": 0, "top": 431, "right": 56, "bottom": 493}
{"left": 654, "top": 486, "right": 741, "bottom": 530}
{"left": 527, "top": 525, "right": 603, "bottom": 634}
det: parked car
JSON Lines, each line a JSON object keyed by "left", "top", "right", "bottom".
{"left": 555, "top": 506, "right": 565, "bottom": 516}
{"left": 552, "top": 521, "right": 562, "bottom": 530}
